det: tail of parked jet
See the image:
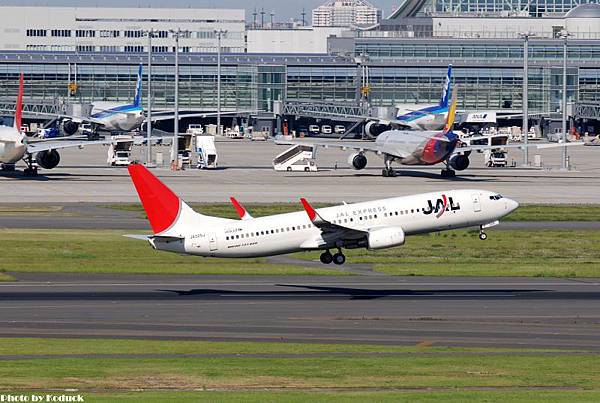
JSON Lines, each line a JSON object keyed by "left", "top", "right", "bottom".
{"left": 14, "top": 73, "right": 24, "bottom": 130}
{"left": 127, "top": 163, "right": 230, "bottom": 237}
{"left": 133, "top": 64, "right": 143, "bottom": 107}
{"left": 443, "top": 86, "right": 458, "bottom": 134}
{"left": 439, "top": 65, "right": 452, "bottom": 109}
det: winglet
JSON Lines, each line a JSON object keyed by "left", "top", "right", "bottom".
{"left": 443, "top": 85, "right": 458, "bottom": 134}
{"left": 230, "top": 197, "right": 253, "bottom": 220}
{"left": 14, "top": 73, "right": 24, "bottom": 130}
{"left": 300, "top": 198, "right": 317, "bottom": 221}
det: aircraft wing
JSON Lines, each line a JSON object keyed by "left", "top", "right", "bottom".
{"left": 298, "top": 198, "right": 368, "bottom": 249}
{"left": 25, "top": 137, "right": 131, "bottom": 154}
{"left": 455, "top": 141, "right": 586, "bottom": 154}
{"left": 275, "top": 138, "right": 398, "bottom": 157}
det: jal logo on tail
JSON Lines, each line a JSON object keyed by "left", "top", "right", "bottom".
{"left": 423, "top": 194, "right": 460, "bottom": 218}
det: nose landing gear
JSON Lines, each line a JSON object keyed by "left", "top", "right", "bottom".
{"left": 320, "top": 249, "right": 346, "bottom": 265}
{"left": 479, "top": 226, "right": 487, "bottom": 240}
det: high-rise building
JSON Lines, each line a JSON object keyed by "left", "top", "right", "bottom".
{"left": 312, "top": 0, "right": 382, "bottom": 27}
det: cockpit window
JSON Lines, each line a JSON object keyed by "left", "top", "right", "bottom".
{"left": 489, "top": 194, "right": 503, "bottom": 200}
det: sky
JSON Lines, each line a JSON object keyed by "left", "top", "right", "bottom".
{"left": 3, "top": 1, "right": 402, "bottom": 22}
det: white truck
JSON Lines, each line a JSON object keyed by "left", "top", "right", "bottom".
{"left": 107, "top": 135, "right": 134, "bottom": 166}
{"left": 196, "top": 135, "right": 218, "bottom": 169}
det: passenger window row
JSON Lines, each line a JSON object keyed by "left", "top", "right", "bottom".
{"left": 226, "top": 223, "right": 314, "bottom": 241}
{"left": 383, "top": 208, "right": 420, "bottom": 217}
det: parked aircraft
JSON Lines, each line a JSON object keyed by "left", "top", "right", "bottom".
{"left": 278, "top": 89, "right": 581, "bottom": 177}
{"left": 43, "top": 64, "right": 256, "bottom": 138}
{"left": 362, "top": 65, "right": 453, "bottom": 137}
{"left": 41, "top": 65, "right": 145, "bottom": 137}
{"left": 0, "top": 73, "right": 133, "bottom": 175}
{"left": 126, "top": 163, "right": 518, "bottom": 265}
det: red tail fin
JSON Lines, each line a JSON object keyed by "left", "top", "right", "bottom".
{"left": 127, "top": 163, "right": 181, "bottom": 234}
{"left": 14, "top": 73, "right": 23, "bottom": 130}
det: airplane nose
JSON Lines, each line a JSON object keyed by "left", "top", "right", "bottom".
{"left": 508, "top": 198, "right": 519, "bottom": 212}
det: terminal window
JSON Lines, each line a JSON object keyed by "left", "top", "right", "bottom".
{"left": 26, "top": 29, "right": 47, "bottom": 37}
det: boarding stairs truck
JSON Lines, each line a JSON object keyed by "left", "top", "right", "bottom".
{"left": 196, "top": 134, "right": 218, "bottom": 169}
{"left": 273, "top": 144, "right": 318, "bottom": 172}
{"left": 107, "top": 135, "right": 134, "bottom": 166}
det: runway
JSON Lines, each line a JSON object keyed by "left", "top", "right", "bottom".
{"left": 2, "top": 273, "right": 599, "bottom": 349}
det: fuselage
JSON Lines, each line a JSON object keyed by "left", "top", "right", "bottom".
{"left": 0, "top": 126, "right": 25, "bottom": 163}
{"left": 376, "top": 129, "right": 459, "bottom": 165}
{"left": 155, "top": 189, "right": 517, "bottom": 258}
{"left": 91, "top": 102, "right": 145, "bottom": 132}
{"left": 396, "top": 104, "right": 449, "bottom": 131}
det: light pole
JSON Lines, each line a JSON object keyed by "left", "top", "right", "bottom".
{"left": 144, "top": 29, "right": 157, "bottom": 166}
{"left": 558, "top": 29, "right": 572, "bottom": 170}
{"left": 519, "top": 32, "right": 533, "bottom": 166}
{"left": 168, "top": 29, "right": 191, "bottom": 170}
{"left": 214, "top": 29, "right": 227, "bottom": 136}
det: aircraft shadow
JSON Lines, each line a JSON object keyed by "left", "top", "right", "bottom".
{"left": 158, "top": 285, "right": 551, "bottom": 301}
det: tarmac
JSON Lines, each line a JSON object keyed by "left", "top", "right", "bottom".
{"left": 0, "top": 138, "right": 599, "bottom": 203}
{"left": 1, "top": 273, "right": 599, "bottom": 349}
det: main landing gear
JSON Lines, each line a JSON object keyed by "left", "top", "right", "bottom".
{"left": 441, "top": 160, "right": 456, "bottom": 178}
{"left": 479, "top": 226, "right": 488, "bottom": 240}
{"left": 382, "top": 155, "right": 396, "bottom": 177}
{"left": 22, "top": 153, "right": 38, "bottom": 177}
{"left": 320, "top": 249, "right": 346, "bottom": 265}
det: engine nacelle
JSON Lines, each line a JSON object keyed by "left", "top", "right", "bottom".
{"left": 62, "top": 120, "right": 79, "bottom": 136}
{"left": 347, "top": 153, "right": 367, "bottom": 170}
{"left": 367, "top": 227, "right": 406, "bottom": 250}
{"left": 364, "top": 121, "right": 391, "bottom": 138}
{"left": 449, "top": 154, "right": 470, "bottom": 171}
{"left": 35, "top": 150, "right": 61, "bottom": 170}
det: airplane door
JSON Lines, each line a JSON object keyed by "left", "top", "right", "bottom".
{"left": 208, "top": 233, "right": 218, "bottom": 251}
{"left": 472, "top": 193, "right": 482, "bottom": 212}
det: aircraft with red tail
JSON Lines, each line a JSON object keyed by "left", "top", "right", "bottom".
{"left": 126, "top": 163, "right": 518, "bottom": 265}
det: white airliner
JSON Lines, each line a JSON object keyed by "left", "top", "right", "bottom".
{"left": 280, "top": 89, "right": 583, "bottom": 178}
{"left": 0, "top": 73, "right": 136, "bottom": 175}
{"left": 127, "top": 163, "right": 518, "bottom": 265}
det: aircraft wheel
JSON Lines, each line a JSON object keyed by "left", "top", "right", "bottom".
{"left": 382, "top": 169, "right": 388, "bottom": 177}
{"left": 479, "top": 232, "right": 487, "bottom": 240}
{"left": 320, "top": 251, "right": 333, "bottom": 264}
{"left": 287, "top": 167, "right": 292, "bottom": 172}
{"left": 333, "top": 252, "right": 346, "bottom": 265}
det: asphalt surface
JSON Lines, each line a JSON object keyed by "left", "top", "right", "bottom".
{"left": 1, "top": 139, "right": 599, "bottom": 203}
{"left": 1, "top": 273, "right": 599, "bottom": 349}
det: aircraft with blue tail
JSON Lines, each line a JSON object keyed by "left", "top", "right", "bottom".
{"left": 394, "top": 64, "right": 453, "bottom": 130}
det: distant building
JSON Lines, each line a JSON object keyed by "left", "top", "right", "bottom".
{"left": 247, "top": 27, "right": 348, "bottom": 53}
{"left": 312, "top": 0, "right": 382, "bottom": 27}
{"left": 0, "top": 6, "right": 246, "bottom": 53}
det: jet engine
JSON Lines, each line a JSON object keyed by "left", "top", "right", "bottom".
{"left": 62, "top": 120, "right": 79, "bottom": 136}
{"left": 348, "top": 153, "right": 367, "bottom": 170}
{"left": 35, "top": 150, "right": 61, "bottom": 170}
{"left": 364, "top": 121, "right": 390, "bottom": 138}
{"left": 449, "top": 155, "right": 470, "bottom": 171}
{"left": 367, "top": 227, "right": 405, "bottom": 250}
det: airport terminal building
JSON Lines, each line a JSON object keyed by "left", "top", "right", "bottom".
{"left": 0, "top": 3, "right": 598, "bottom": 133}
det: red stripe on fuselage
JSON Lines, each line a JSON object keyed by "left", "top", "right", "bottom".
{"left": 421, "top": 134, "right": 452, "bottom": 165}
